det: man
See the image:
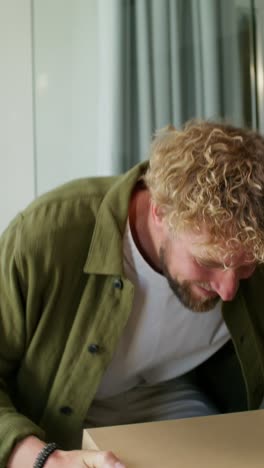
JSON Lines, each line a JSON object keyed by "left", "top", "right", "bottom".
{"left": 2, "top": 120, "right": 264, "bottom": 467}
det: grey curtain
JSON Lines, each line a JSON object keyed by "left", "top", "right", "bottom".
{"left": 97, "top": 0, "right": 255, "bottom": 174}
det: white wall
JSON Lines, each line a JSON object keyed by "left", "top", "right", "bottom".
{"left": 33, "top": 0, "right": 99, "bottom": 195}
{"left": 0, "top": 0, "right": 99, "bottom": 234}
{"left": 0, "top": 0, "right": 35, "bottom": 234}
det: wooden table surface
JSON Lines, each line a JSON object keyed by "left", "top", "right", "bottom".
{"left": 83, "top": 409, "right": 264, "bottom": 467}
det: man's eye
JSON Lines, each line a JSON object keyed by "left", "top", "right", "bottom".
{"left": 194, "top": 258, "right": 222, "bottom": 270}
{"left": 194, "top": 258, "right": 210, "bottom": 269}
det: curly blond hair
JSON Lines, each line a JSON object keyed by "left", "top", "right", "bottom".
{"left": 144, "top": 119, "right": 264, "bottom": 263}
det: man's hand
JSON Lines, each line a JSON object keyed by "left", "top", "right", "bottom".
{"left": 46, "top": 448, "right": 125, "bottom": 467}
{"left": 7, "top": 436, "right": 126, "bottom": 468}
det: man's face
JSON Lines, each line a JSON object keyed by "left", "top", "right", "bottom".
{"left": 158, "top": 226, "right": 256, "bottom": 313}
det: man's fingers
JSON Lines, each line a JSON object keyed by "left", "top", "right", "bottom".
{"left": 82, "top": 449, "right": 126, "bottom": 468}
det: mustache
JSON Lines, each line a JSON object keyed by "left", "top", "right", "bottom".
{"left": 195, "top": 282, "right": 215, "bottom": 292}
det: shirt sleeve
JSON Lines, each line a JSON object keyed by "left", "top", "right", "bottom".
{"left": 0, "top": 215, "right": 45, "bottom": 467}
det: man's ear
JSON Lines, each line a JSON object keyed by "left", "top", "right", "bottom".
{"left": 151, "top": 202, "right": 165, "bottom": 228}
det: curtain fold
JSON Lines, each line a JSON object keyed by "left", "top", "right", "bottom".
{"left": 97, "top": 0, "right": 254, "bottom": 174}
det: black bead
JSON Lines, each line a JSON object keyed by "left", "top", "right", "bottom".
{"left": 59, "top": 406, "right": 73, "bottom": 415}
{"left": 113, "top": 277, "right": 123, "bottom": 289}
{"left": 88, "top": 343, "right": 100, "bottom": 354}
{"left": 33, "top": 442, "right": 59, "bottom": 468}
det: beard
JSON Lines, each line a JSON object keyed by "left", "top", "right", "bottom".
{"left": 159, "top": 247, "right": 220, "bottom": 313}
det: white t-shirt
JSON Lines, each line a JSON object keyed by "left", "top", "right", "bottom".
{"left": 95, "top": 221, "right": 230, "bottom": 400}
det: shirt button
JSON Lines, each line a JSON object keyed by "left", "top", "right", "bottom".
{"left": 60, "top": 406, "right": 73, "bottom": 415}
{"left": 88, "top": 343, "right": 100, "bottom": 354}
{"left": 113, "top": 277, "right": 123, "bottom": 289}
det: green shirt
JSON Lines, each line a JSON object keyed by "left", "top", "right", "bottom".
{"left": 0, "top": 162, "right": 264, "bottom": 466}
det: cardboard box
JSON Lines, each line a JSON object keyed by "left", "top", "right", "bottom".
{"left": 83, "top": 410, "right": 264, "bottom": 467}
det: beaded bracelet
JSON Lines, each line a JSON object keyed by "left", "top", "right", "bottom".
{"left": 33, "top": 442, "right": 59, "bottom": 468}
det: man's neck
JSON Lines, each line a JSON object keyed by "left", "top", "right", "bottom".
{"left": 128, "top": 185, "right": 161, "bottom": 272}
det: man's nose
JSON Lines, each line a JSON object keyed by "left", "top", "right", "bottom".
{"left": 212, "top": 269, "right": 239, "bottom": 301}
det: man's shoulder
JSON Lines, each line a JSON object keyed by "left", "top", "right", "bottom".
{"left": 2, "top": 162, "right": 147, "bottom": 263}
{"left": 26, "top": 175, "right": 118, "bottom": 212}
{"left": 240, "top": 264, "right": 264, "bottom": 307}
{"left": 7, "top": 176, "right": 119, "bottom": 258}
{"left": 24, "top": 175, "right": 117, "bottom": 222}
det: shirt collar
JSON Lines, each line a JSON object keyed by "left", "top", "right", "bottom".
{"left": 84, "top": 161, "right": 148, "bottom": 275}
